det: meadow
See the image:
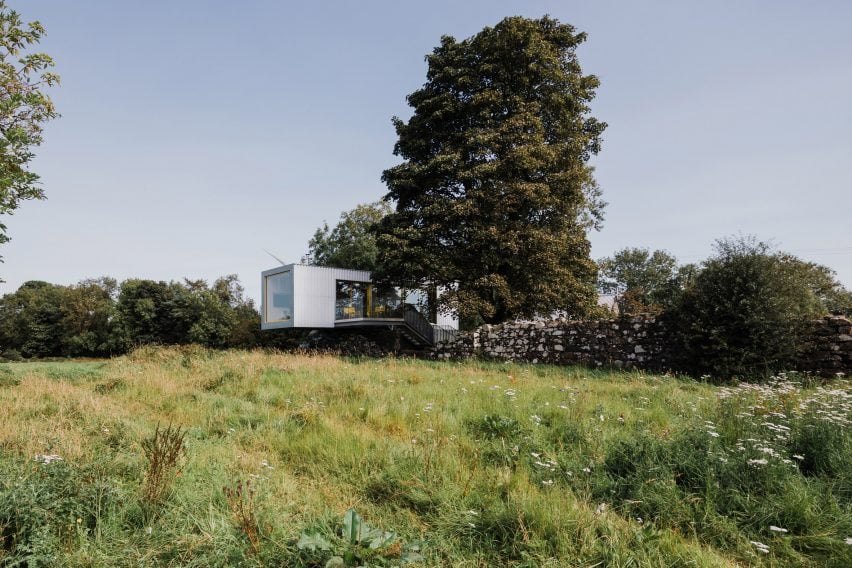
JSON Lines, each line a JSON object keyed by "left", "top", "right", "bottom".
{"left": 0, "top": 348, "right": 849, "bottom": 567}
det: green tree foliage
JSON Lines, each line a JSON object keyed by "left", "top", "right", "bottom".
{"left": 670, "top": 236, "right": 847, "bottom": 379}
{"left": 0, "top": 275, "right": 262, "bottom": 359}
{"left": 212, "top": 274, "right": 263, "bottom": 347}
{"left": 113, "top": 279, "right": 237, "bottom": 349}
{"left": 375, "top": 16, "right": 606, "bottom": 324}
{"left": 0, "top": 280, "right": 63, "bottom": 357}
{"left": 0, "top": 1, "right": 59, "bottom": 261}
{"left": 58, "top": 277, "right": 120, "bottom": 355}
{"left": 776, "top": 254, "right": 852, "bottom": 317}
{"left": 308, "top": 201, "right": 391, "bottom": 271}
{"left": 0, "top": 278, "right": 117, "bottom": 357}
{"left": 597, "top": 248, "right": 689, "bottom": 315}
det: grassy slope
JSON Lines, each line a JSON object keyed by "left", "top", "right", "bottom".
{"left": 0, "top": 348, "right": 849, "bottom": 566}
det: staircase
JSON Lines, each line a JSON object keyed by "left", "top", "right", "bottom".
{"left": 401, "top": 304, "right": 458, "bottom": 347}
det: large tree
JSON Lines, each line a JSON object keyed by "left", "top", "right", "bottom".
{"left": 375, "top": 16, "right": 606, "bottom": 324}
{"left": 0, "top": 1, "right": 59, "bottom": 261}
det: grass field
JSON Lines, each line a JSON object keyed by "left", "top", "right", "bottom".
{"left": 0, "top": 347, "right": 850, "bottom": 566}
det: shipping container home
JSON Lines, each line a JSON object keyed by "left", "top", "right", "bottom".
{"left": 261, "top": 264, "right": 458, "bottom": 346}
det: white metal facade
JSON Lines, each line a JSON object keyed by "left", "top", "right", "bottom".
{"left": 261, "top": 263, "right": 460, "bottom": 331}
{"left": 261, "top": 264, "right": 371, "bottom": 330}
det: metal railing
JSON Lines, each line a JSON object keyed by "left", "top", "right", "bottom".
{"left": 403, "top": 304, "right": 434, "bottom": 345}
{"left": 402, "top": 304, "right": 459, "bottom": 346}
{"left": 432, "top": 325, "right": 458, "bottom": 345}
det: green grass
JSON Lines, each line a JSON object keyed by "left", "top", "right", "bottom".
{"left": 0, "top": 347, "right": 849, "bottom": 566}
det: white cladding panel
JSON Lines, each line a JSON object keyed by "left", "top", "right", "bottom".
{"left": 292, "top": 265, "right": 371, "bottom": 328}
{"left": 436, "top": 285, "right": 459, "bottom": 330}
{"left": 436, "top": 311, "right": 458, "bottom": 329}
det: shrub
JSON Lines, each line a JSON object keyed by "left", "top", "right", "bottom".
{"left": 669, "top": 237, "right": 828, "bottom": 379}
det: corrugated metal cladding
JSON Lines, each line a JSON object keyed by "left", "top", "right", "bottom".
{"left": 436, "top": 285, "right": 459, "bottom": 329}
{"left": 293, "top": 264, "right": 371, "bottom": 328}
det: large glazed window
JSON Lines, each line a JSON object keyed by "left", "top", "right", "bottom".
{"left": 335, "top": 281, "right": 368, "bottom": 320}
{"left": 265, "top": 271, "right": 292, "bottom": 323}
{"left": 335, "top": 282, "right": 417, "bottom": 320}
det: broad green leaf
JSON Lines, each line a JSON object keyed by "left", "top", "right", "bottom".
{"left": 342, "top": 508, "right": 364, "bottom": 544}
{"left": 400, "top": 550, "right": 425, "bottom": 564}
{"left": 366, "top": 529, "right": 397, "bottom": 549}
{"left": 297, "top": 530, "right": 332, "bottom": 552}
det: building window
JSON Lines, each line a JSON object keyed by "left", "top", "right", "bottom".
{"left": 335, "top": 281, "right": 368, "bottom": 320}
{"left": 265, "top": 271, "right": 292, "bottom": 323}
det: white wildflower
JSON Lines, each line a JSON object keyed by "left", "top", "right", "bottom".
{"left": 34, "top": 454, "right": 62, "bottom": 465}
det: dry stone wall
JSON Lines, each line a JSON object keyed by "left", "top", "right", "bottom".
{"left": 433, "top": 316, "right": 852, "bottom": 377}
{"left": 798, "top": 316, "right": 852, "bottom": 376}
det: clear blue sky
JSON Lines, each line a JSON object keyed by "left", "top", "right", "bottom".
{"left": 3, "top": 0, "right": 851, "bottom": 304}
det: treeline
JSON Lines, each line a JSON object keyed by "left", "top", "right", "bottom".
{"left": 0, "top": 275, "right": 274, "bottom": 359}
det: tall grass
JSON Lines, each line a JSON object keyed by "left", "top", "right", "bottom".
{"left": 0, "top": 349, "right": 848, "bottom": 566}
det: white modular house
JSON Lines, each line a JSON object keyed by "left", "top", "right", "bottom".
{"left": 261, "top": 264, "right": 458, "bottom": 346}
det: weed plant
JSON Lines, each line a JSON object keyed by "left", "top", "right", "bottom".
{"left": 141, "top": 423, "right": 185, "bottom": 508}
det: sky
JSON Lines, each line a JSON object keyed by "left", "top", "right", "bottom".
{"left": 2, "top": 0, "right": 851, "bottom": 304}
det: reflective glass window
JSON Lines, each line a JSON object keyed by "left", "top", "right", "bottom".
{"left": 265, "top": 272, "right": 292, "bottom": 323}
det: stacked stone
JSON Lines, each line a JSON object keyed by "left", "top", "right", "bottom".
{"left": 432, "top": 316, "right": 851, "bottom": 377}
{"left": 302, "top": 330, "right": 389, "bottom": 357}
{"left": 797, "top": 316, "right": 852, "bottom": 377}
{"left": 433, "top": 316, "right": 670, "bottom": 370}
{"left": 433, "top": 331, "right": 476, "bottom": 360}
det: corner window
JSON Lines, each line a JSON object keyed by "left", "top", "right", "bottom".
{"left": 265, "top": 271, "right": 292, "bottom": 323}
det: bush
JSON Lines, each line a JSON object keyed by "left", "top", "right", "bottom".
{"left": 669, "top": 237, "right": 828, "bottom": 379}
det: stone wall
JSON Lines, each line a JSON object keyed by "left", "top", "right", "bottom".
{"left": 798, "top": 316, "right": 852, "bottom": 376}
{"left": 433, "top": 316, "right": 852, "bottom": 377}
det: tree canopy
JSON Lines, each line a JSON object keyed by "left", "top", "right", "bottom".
{"left": 374, "top": 16, "right": 606, "bottom": 324}
{"left": 0, "top": 275, "right": 262, "bottom": 359}
{"left": 597, "top": 247, "right": 689, "bottom": 315}
{"left": 0, "top": 1, "right": 59, "bottom": 262}
{"left": 308, "top": 201, "right": 391, "bottom": 272}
